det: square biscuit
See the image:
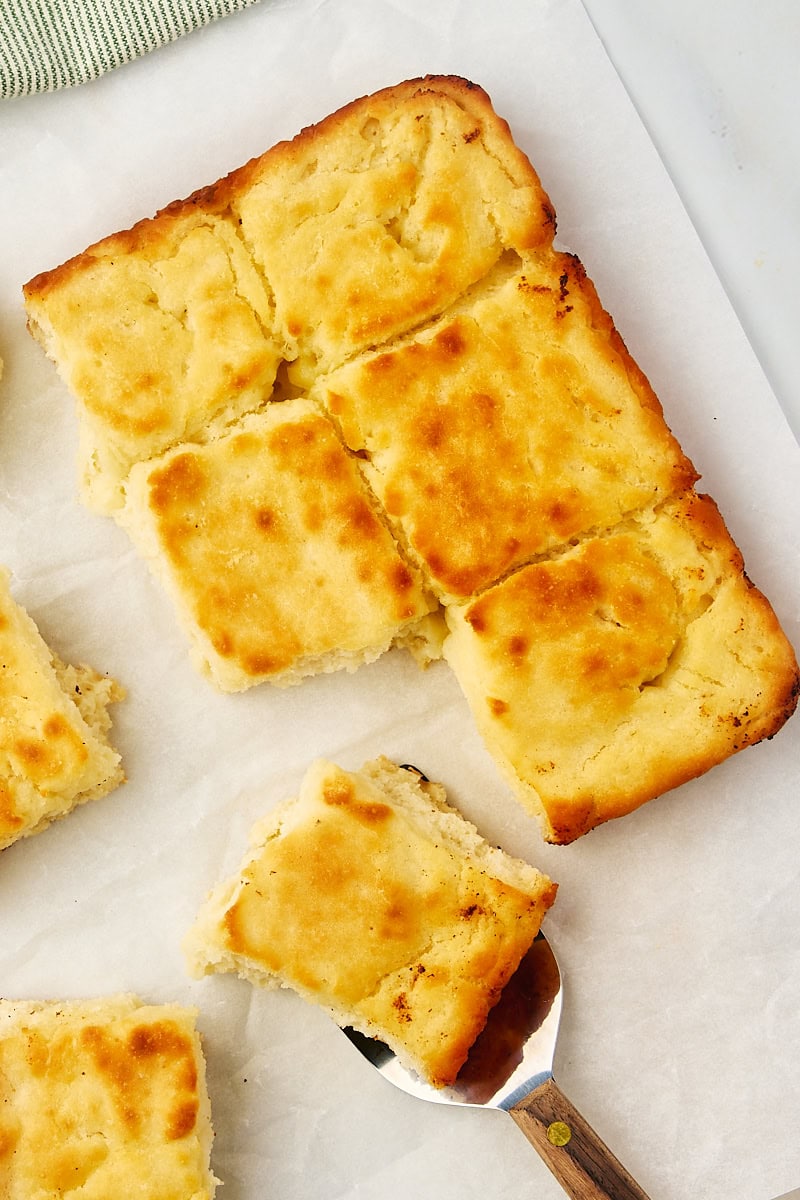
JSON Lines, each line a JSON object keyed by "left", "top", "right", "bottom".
{"left": 120, "top": 399, "right": 440, "bottom": 692}
{"left": 0, "top": 566, "right": 124, "bottom": 851}
{"left": 184, "top": 756, "right": 556, "bottom": 1088}
{"left": 444, "top": 491, "right": 800, "bottom": 842}
{"left": 24, "top": 208, "right": 286, "bottom": 514}
{"left": 222, "top": 75, "right": 555, "bottom": 387}
{"left": 314, "top": 251, "right": 697, "bottom": 602}
{"left": 0, "top": 995, "right": 216, "bottom": 1199}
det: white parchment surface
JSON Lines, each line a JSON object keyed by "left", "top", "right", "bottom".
{"left": 1, "top": 2, "right": 799, "bottom": 1198}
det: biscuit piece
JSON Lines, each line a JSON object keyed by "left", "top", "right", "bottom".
{"left": 315, "top": 251, "right": 697, "bottom": 601}
{"left": 222, "top": 75, "right": 554, "bottom": 386}
{"left": 184, "top": 757, "right": 556, "bottom": 1088}
{"left": 24, "top": 208, "right": 286, "bottom": 514}
{"left": 120, "top": 399, "right": 439, "bottom": 692}
{"left": 444, "top": 492, "right": 800, "bottom": 843}
{"left": 0, "top": 995, "right": 216, "bottom": 1199}
{"left": 0, "top": 566, "right": 124, "bottom": 850}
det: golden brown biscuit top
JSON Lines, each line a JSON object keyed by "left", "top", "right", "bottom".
{"left": 0, "top": 569, "right": 122, "bottom": 845}
{"left": 125, "top": 400, "right": 434, "bottom": 689}
{"left": 223, "top": 765, "right": 536, "bottom": 999}
{"left": 460, "top": 530, "right": 681, "bottom": 726}
{"left": 24, "top": 209, "right": 285, "bottom": 512}
{"left": 315, "top": 251, "right": 697, "bottom": 600}
{"left": 0, "top": 998, "right": 214, "bottom": 1200}
{"left": 1, "top": 581, "right": 84, "bottom": 795}
{"left": 227, "top": 78, "right": 553, "bottom": 385}
{"left": 444, "top": 492, "right": 800, "bottom": 841}
{"left": 202, "top": 759, "right": 555, "bottom": 1085}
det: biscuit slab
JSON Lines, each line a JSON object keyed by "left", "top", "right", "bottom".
{"left": 0, "top": 995, "right": 216, "bottom": 1199}
{"left": 0, "top": 566, "right": 124, "bottom": 850}
{"left": 21, "top": 76, "right": 799, "bottom": 835}
{"left": 444, "top": 492, "right": 800, "bottom": 843}
{"left": 185, "top": 757, "right": 557, "bottom": 1087}
{"left": 120, "top": 399, "right": 439, "bottom": 692}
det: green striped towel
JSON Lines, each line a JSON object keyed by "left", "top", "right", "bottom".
{"left": 0, "top": 0, "right": 261, "bottom": 99}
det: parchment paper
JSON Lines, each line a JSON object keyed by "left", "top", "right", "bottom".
{"left": 1, "top": 2, "right": 798, "bottom": 1198}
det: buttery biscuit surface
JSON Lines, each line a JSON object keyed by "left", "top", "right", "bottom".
{"left": 185, "top": 757, "right": 556, "bottom": 1087}
{"left": 0, "top": 996, "right": 216, "bottom": 1200}
{"left": 23, "top": 76, "right": 552, "bottom": 511}
{"left": 0, "top": 566, "right": 124, "bottom": 850}
{"left": 120, "top": 399, "right": 437, "bottom": 691}
{"left": 24, "top": 209, "right": 284, "bottom": 514}
{"left": 444, "top": 492, "right": 800, "bottom": 842}
{"left": 224, "top": 76, "right": 554, "bottom": 386}
{"left": 315, "top": 251, "right": 696, "bottom": 601}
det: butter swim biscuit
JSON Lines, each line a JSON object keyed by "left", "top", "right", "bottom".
{"left": 315, "top": 250, "right": 696, "bottom": 602}
{"left": 444, "top": 492, "right": 799, "bottom": 843}
{"left": 120, "top": 399, "right": 439, "bottom": 692}
{"left": 0, "top": 566, "right": 124, "bottom": 851}
{"left": 0, "top": 995, "right": 216, "bottom": 1199}
{"left": 185, "top": 756, "right": 556, "bottom": 1087}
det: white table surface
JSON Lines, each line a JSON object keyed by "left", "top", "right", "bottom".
{"left": 582, "top": 0, "right": 800, "bottom": 447}
{"left": 584, "top": 17, "right": 800, "bottom": 1198}
{"left": 0, "top": 3, "right": 798, "bottom": 1200}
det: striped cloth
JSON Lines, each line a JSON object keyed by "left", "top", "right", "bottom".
{"left": 0, "top": 0, "right": 261, "bottom": 99}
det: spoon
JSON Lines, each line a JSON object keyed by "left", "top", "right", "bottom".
{"left": 344, "top": 931, "right": 651, "bottom": 1200}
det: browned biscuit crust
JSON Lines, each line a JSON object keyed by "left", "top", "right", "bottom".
{"left": 185, "top": 757, "right": 556, "bottom": 1086}
{"left": 315, "top": 250, "right": 697, "bottom": 601}
{"left": 0, "top": 566, "right": 124, "bottom": 850}
{"left": 0, "top": 996, "right": 216, "bottom": 1199}
{"left": 444, "top": 492, "right": 799, "bottom": 842}
{"left": 120, "top": 401, "right": 437, "bottom": 691}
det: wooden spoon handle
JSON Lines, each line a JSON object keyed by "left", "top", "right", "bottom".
{"left": 510, "top": 1077, "right": 651, "bottom": 1200}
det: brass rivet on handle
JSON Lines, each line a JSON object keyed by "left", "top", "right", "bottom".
{"left": 547, "top": 1121, "right": 572, "bottom": 1147}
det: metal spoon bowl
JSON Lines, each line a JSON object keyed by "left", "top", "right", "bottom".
{"left": 345, "top": 932, "right": 651, "bottom": 1200}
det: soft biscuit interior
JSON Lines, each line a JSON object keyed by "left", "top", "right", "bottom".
{"left": 0, "top": 995, "right": 217, "bottom": 1199}
{"left": 22, "top": 75, "right": 799, "bottom": 838}
{"left": 184, "top": 757, "right": 557, "bottom": 1087}
{"left": 0, "top": 565, "right": 125, "bottom": 850}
